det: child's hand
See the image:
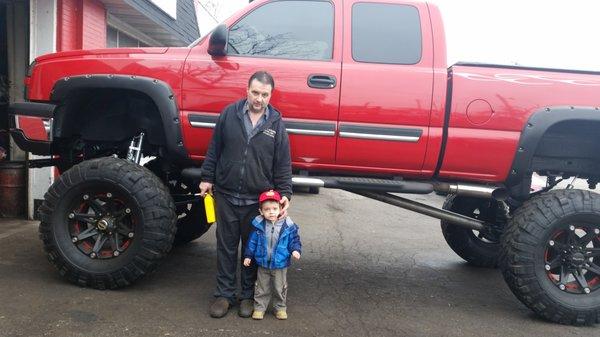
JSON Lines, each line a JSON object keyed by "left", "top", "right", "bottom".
{"left": 243, "top": 258, "right": 252, "bottom": 267}
{"left": 292, "top": 251, "right": 301, "bottom": 260}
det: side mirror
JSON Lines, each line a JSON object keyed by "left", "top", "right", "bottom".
{"left": 208, "top": 24, "right": 229, "bottom": 57}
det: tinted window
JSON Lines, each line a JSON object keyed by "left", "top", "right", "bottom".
{"left": 352, "top": 3, "right": 422, "bottom": 64}
{"left": 228, "top": 1, "right": 334, "bottom": 60}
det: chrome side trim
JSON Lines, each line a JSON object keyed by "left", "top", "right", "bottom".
{"left": 190, "top": 121, "right": 216, "bottom": 128}
{"left": 339, "top": 124, "right": 422, "bottom": 142}
{"left": 339, "top": 132, "right": 420, "bottom": 142}
{"left": 189, "top": 113, "right": 219, "bottom": 129}
{"left": 286, "top": 128, "right": 335, "bottom": 136}
{"left": 284, "top": 120, "right": 336, "bottom": 137}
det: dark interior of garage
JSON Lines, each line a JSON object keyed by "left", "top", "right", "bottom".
{"left": 0, "top": 3, "right": 8, "bottom": 159}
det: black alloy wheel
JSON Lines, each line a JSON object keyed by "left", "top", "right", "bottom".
{"left": 67, "top": 190, "right": 136, "bottom": 260}
{"left": 38, "top": 157, "right": 177, "bottom": 289}
{"left": 501, "top": 189, "right": 600, "bottom": 325}
{"left": 543, "top": 224, "right": 600, "bottom": 295}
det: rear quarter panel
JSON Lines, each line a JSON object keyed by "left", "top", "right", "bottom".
{"left": 440, "top": 65, "right": 600, "bottom": 182}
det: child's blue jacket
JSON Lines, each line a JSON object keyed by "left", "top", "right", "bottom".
{"left": 244, "top": 215, "right": 302, "bottom": 269}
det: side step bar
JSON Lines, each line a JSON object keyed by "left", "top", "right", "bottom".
{"left": 292, "top": 176, "right": 507, "bottom": 200}
{"left": 292, "top": 176, "right": 433, "bottom": 194}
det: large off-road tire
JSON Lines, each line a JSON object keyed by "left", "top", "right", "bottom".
{"left": 441, "top": 195, "right": 507, "bottom": 268}
{"left": 500, "top": 189, "right": 600, "bottom": 325}
{"left": 144, "top": 159, "right": 210, "bottom": 245}
{"left": 38, "top": 157, "right": 177, "bottom": 289}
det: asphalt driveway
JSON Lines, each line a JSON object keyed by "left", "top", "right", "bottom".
{"left": 0, "top": 189, "right": 594, "bottom": 336}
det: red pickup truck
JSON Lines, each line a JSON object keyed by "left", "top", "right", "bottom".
{"left": 8, "top": 0, "right": 600, "bottom": 325}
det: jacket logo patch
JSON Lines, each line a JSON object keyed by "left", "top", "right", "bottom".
{"left": 263, "top": 129, "right": 276, "bottom": 138}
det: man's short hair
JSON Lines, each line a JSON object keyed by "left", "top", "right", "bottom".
{"left": 248, "top": 71, "right": 275, "bottom": 90}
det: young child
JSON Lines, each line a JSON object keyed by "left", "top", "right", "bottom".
{"left": 243, "top": 190, "right": 302, "bottom": 320}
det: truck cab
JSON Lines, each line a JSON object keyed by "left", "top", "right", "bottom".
{"left": 182, "top": 0, "right": 447, "bottom": 179}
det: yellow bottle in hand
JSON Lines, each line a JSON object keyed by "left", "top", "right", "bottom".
{"left": 204, "top": 193, "right": 216, "bottom": 223}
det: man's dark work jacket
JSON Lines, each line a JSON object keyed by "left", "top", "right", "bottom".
{"left": 200, "top": 99, "right": 292, "bottom": 201}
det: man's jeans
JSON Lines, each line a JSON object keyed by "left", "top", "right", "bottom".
{"left": 214, "top": 192, "right": 260, "bottom": 303}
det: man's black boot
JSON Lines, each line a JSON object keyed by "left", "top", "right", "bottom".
{"left": 209, "top": 297, "right": 230, "bottom": 318}
{"left": 238, "top": 299, "right": 254, "bottom": 318}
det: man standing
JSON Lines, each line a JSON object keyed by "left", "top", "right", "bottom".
{"left": 199, "top": 71, "right": 292, "bottom": 318}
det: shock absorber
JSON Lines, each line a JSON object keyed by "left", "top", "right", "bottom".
{"left": 127, "top": 132, "right": 145, "bottom": 164}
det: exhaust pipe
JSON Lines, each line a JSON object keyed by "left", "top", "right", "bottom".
{"left": 292, "top": 177, "right": 325, "bottom": 187}
{"left": 434, "top": 182, "right": 508, "bottom": 201}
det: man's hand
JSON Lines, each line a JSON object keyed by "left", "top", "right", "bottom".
{"left": 243, "top": 258, "right": 252, "bottom": 267}
{"left": 199, "top": 181, "right": 213, "bottom": 197}
{"left": 292, "top": 251, "right": 301, "bottom": 260}
{"left": 278, "top": 196, "right": 290, "bottom": 219}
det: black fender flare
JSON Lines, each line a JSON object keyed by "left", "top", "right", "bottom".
{"left": 50, "top": 74, "right": 189, "bottom": 164}
{"left": 506, "top": 106, "right": 600, "bottom": 199}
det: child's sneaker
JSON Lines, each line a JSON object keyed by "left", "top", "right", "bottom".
{"left": 252, "top": 311, "right": 265, "bottom": 320}
{"left": 275, "top": 310, "right": 287, "bottom": 320}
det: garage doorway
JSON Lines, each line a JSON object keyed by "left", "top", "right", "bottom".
{"left": 0, "top": 3, "right": 9, "bottom": 159}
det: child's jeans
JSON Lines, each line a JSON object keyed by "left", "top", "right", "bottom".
{"left": 254, "top": 266, "right": 288, "bottom": 312}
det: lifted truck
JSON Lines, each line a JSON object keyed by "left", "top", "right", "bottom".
{"left": 7, "top": 0, "right": 600, "bottom": 325}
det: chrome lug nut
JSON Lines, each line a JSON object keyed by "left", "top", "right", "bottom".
{"left": 125, "top": 208, "right": 131, "bottom": 214}
{"left": 106, "top": 192, "right": 112, "bottom": 198}
{"left": 90, "top": 252, "right": 97, "bottom": 259}
{"left": 585, "top": 288, "right": 591, "bottom": 294}
{"left": 549, "top": 240, "right": 555, "bottom": 246}
{"left": 595, "top": 229, "right": 600, "bottom": 235}
{"left": 559, "top": 284, "right": 566, "bottom": 291}
{"left": 113, "top": 251, "right": 120, "bottom": 257}
{"left": 68, "top": 213, "right": 75, "bottom": 219}
{"left": 83, "top": 194, "right": 89, "bottom": 200}
{"left": 128, "top": 232, "right": 134, "bottom": 238}
{"left": 569, "top": 225, "right": 576, "bottom": 231}
{"left": 72, "top": 237, "right": 78, "bottom": 243}
{"left": 545, "top": 264, "right": 551, "bottom": 271}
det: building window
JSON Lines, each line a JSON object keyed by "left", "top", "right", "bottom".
{"left": 107, "top": 26, "right": 148, "bottom": 48}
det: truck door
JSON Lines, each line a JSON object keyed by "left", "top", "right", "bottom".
{"left": 337, "top": 1, "right": 435, "bottom": 177}
{"left": 182, "top": 0, "right": 342, "bottom": 168}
